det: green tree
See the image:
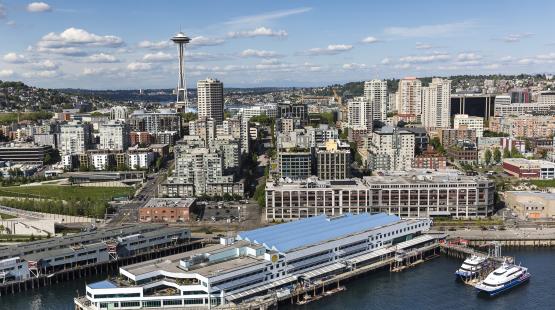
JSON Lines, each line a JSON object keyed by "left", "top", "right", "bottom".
{"left": 493, "top": 148, "right": 501, "bottom": 163}
{"left": 503, "top": 147, "right": 511, "bottom": 159}
{"left": 484, "top": 149, "right": 492, "bottom": 166}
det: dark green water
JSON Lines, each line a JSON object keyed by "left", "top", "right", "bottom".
{"left": 1, "top": 249, "right": 553, "bottom": 310}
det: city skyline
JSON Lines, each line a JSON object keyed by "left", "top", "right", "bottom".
{"left": 1, "top": 0, "right": 555, "bottom": 89}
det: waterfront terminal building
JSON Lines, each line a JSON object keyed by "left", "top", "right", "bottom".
{"left": 0, "top": 224, "right": 190, "bottom": 283}
{"left": 265, "top": 171, "right": 495, "bottom": 221}
{"left": 76, "top": 213, "right": 432, "bottom": 309}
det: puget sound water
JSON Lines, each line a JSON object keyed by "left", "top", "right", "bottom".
{"left": 1, "top": 249, "right": 553, "bottom": 310}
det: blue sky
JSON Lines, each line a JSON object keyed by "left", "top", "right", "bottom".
{"left": 1, "top": 0, "right": 554, "bottom": 89}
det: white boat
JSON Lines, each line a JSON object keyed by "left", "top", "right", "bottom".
{"left": 475, "top": 262, "right": 531, "bottom": 296}
{"left": 455, "top": 255, "right": 487, "bottom": 280}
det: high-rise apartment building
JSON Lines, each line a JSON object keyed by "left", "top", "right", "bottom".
{"left": 99, "top": 121, "right": 131, "bottom": 151}
{"left": 347, "top": 96, "right": 372, "bottom": 129}
{"left": 128, "top": 109, "right": 182, "bottom": 136}
{"left": 366, "top": 126, "right": 415, "bottom": 171}
{"left": 421, "top": 78, "right": 451, "bottom": 128}
{"left": 59, "top": 122, "right": 93, "bottom": 155}
{"left": 197, "top": 78, "right": 224, "bottom": 124}
{"left": 364, "top": 79, "right": 388, "bottom": 122}
{"left": 396, "top": 77, "right": 422, "bottom": 116}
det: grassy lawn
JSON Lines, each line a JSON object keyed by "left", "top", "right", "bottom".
{"left": 432, "top": 218, "right": 504, "bottom": 227}
{"left": 528, "top": 179, "right": 555, "bottom": 188}
{"left": 0, "top": 212, "right": 17, "bottom": 219}
{"left": 0, "top": 185, "right": 134, "bottom": 202}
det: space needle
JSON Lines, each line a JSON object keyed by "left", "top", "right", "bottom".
{"left": 171, "top": 31, "right": 191, "bottom": 111}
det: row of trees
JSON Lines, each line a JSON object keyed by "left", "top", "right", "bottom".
{"left": 0, "top": 198, "right": 109, "bottom": 218}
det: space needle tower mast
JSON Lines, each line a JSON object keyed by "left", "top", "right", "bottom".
{"left": 171, "top": 31, "right": 191, "bottom": 111}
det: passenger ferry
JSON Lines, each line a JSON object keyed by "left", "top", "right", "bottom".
{"left": 455, "top": 255, "right": 487, "bottom": 280}
{"left": 475, "top": 262, "right": 531, "bottom": 296}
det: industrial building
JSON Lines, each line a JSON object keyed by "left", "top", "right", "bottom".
{"left": 139, "top": 198, "right": 195, "bottom": 223}
{"left": 76, "top": 213, "right": 431, "bottom": 309}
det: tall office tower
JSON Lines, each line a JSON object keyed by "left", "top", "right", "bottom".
{"left": 396, "top": 77, "right": 422, "bottom": 116}
{"left": 197, "top": 78, "right": 224, "bottom": 124}
{"left": 99, "top": 120, "right": 131, "bottom": 151}
{"left": 347, "top": 96, "right": 372, "bottom": 129}
{"left": 59, "top": 122, "right": 93, "bottom": 155}
{"left": 421, "top": 78, "right": 452, "bottom": 128}
{"left": 364, "top": 79, "right": 388, "bottom": 122}
{"left": 171, "top": 32, "right": 191, "bottom": 110}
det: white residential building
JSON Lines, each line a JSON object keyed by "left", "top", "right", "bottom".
{"left": 366, "top": 126, "right": 415, "bottom": 172}
{"left": 396, "top": 77, "right": 422, "bottom": 116}
{"left": 364, "top": 79, "right": 388, "bottom": 122}
{"left": 348, "top": 96, "right": 372, "bottom": 129}
{"left": 128, "top": 152, "right": 155, "bottom": 170}
{"left": 494, "top": 95, "right": 511, "bottom": 105}
{"left": 454, "top": 114, "right": 484, "bottom": 138}
{"left": 197, "top": 78, "right": 224, "bottom": 124}
{"left": 91, "top": 153, "right": 112, "bottom": 171}
{"left": 59, "top": 122, "right": 93, "bottom": 155}
{"left": 537, "top": 91, "right": 555, "bottom": 105}
{"left": 110, "top": 106, "right": 129, "bottom": 121}
{"left": 99, "top": 121, "right": 131, "bottom": 151}
{"left": 421, "top": 78, "right": 451, "bottom": 128}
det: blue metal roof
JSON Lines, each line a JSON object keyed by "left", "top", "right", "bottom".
{"left": 88, "top": 280, "right": 118, "bottom": 289}
{"left": 237, "top": 213, "right": 400, "bottom": 253}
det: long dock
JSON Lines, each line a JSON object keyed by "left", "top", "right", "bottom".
{"left": 0, "top": 239, "right": 208, "bottom": 296}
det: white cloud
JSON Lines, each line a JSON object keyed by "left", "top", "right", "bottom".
{"left": 85, "top": 53, "right": 118, "bottom": 63}
{"left": 415, "top": 42, "right": 433, "bottom": 49}
{"left": 27, "top": 2, "right": 52, "bottom": 13}
{"left": 0, "top": 69, "right": 14, "bottom": 78}
{"left": 536, "top": 52, "right": 555, "bottom": 60}
{"left": 225, "top": 7, "right": 311, "bottom": 25}
{"left": 6, "top": 20, "right": 15, "bottom": 26}
{"left": 394, "top": 63, "right": 411, "bottom": 69}
{"left": 500, "top": 56, "right": 514, "bottom": 62}
{"left": 502, "top": 33, "right": 533, "bottom": 43}
{"left": 186, "top": 51, "right": 220, "bottom": 62}
{"left": 190, "top": 36, "right": 225, "bottom": 47}
{"left": 23, "top": 70, "right": 60, "bottom": 78}
{"left": 342, "top": 63, "right": 368, "bottom": 70}
{"left": 308, "top": 44, "right": 353, "bottom": 55}
{"left": 457, "top": 53, "right": 482, "bottom": 61}
{"left": 142, "top": 51, "right": 172, "bottom": 62}
{"left": 361, "top": 36, "right": 379, "bottom": 44}
{"left": 483, "top": 64, "right": 500, "bottom": 69}
{"left": 384, "top": 21, "right": 475, "bottom": 37}
{"left": 399, "top": 52, "right": 450, "bottom": 63}
{"left": 0, "top": 4, "right": 7, "bottom": 18}
{"left": 381, "top": 58, "right": 391, "bottom": 65}
{"left": 240, "top": 49, "right": 279, "bottom": 58}
{"left": 127, "top": 62, "right": 152, "bottom": 71}
{"left": 35, "top": 59, "right": 58, "bottom": 69}
{"left": 36, "top": 46, "right": 86, "bottom": 56}
{"left": 82, "top": 67, "right": 119, "bottom": 76}
{"left": 228, "top": 27, "right": 287, "bottom": 38}
{"left": 38, "top": 28, "right": 123, "bottom": 49}
{"left": 3, "top": 52, "right": 26, "bottom": 63}
{"left": 138, "top": 40, "right": 172, "bottom": 49}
